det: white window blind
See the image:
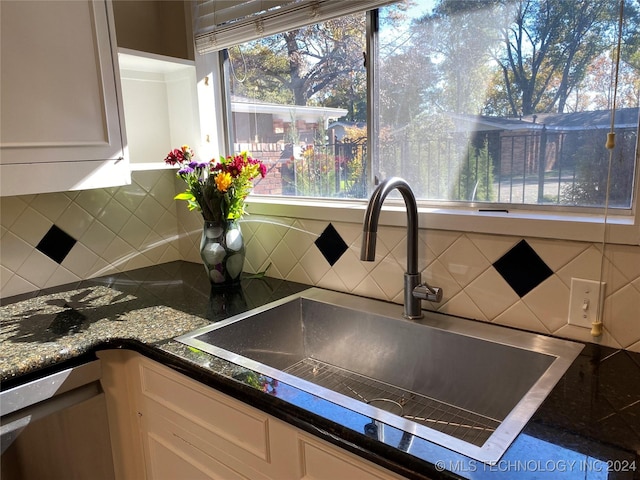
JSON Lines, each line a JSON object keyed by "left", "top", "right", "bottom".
{"left": 194, "top": 0, "right": 399, "bottom": 54}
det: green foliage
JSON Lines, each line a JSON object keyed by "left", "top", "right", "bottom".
{"left": 229, "top": 14, "right": 367, "bottom": 120}
{"left": 291, "top": 145, "right": 338, "bottom": 197}
{"left": 377, "top": 112, "right": 457, "bottom": 200}
{"left": 287, "top": 143, "right": 365, "bottom": 198}
{"left": 416, "top": 0, "right": 502, "bottom": 115}
{"left": 451, "top": 140, "right": 495, "bottom": 202}
{"left": 229, "top": 43, "right": 294, "bottom": 105}
{"left": 286, "top": 111, "right": 299, "bottom": 145}
{"left": 560, "top": 129, "right": 637, "bottom": 208}
{"left": 486, "top": 0, "right": 632, "bottom": 116}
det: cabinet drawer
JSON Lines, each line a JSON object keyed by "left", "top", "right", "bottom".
{"left": 145, "top": 412, "right": 250, "bottom": 480}
{"left": 132, "top": 356, "right": 402, "bottom": 480}
{"left": 299, "top": 435, "right": 405, "bottom": 480}
{"left": 139, "top": 360, "right": 270, "bottom": 463}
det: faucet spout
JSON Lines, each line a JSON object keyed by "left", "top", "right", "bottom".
{"left": 361, "top": 178, "right": 419, "bottom": 273}
{"left": 361, "top": 177, "right": 442, "bottom": 319}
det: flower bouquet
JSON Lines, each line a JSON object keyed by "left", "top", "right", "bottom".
{"left": 165, "top": 145, "right": 266, "bottom": 285}
{"left": 164, "top": 145, "right": 266, "bottom": 222}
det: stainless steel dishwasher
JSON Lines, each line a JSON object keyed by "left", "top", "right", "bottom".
{"left": 1, "top": 359, "right": 115, "bottom": 479}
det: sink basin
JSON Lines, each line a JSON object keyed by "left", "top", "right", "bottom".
{"left": 176, "top": 288, "right": 583, "bottom": 463}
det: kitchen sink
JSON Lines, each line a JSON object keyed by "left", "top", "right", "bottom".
{"left": 176, "top": 288, "right": 583, "bottom": 463}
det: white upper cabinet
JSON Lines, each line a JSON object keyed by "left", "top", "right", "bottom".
{"left": 0, "top": 0, "right": 129, "bottom": 196}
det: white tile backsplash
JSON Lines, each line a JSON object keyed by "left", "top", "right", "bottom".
{"left": 62, "top": 242, "right": 99, "bottom": 279}
{"left": 556, "top": 245, "right": 605, "bottom": 287}
{"left": 332, "top": 248, "right": 369, "bottom": 291}
{"left": 57, "top": 203, "right": 95, "bottom": 240}
{"left": 522, "top": 275, "right": 571, "bottom": 333}
{"left": 17, "top": 250, "right": 57, "bottom": 288}
{"left": 45, "top": 264, "right": 81, "bottom": 289}
{"left": 439, "top": 236, "right": 490, "bottom": 287}
{"left": 299, "top": 247, "right": 332, "bottom": 285}
{"left": 243, "top": 214, "right": 640, "bottom": 350}
{"left": 11, "top": 207, "right": 50, "bottom": 246}
{"left": 605, "top": 244, "right": 640, "bottom": 283}
{"left": 119, "top": 215, "right": 152, "bottom": 248}
{"left": 467, "top": 233, "right": 518, "bottom": 263}
{"left": 423, "top": 259, "right": 462, "bottom": 305}
{"left": 281, "top": 221, "right": 318, "bottom": 259}
{"left": 1, "top": 169, "right": 639, "bottom": 352}
{"left": 269, "top": 241, "right": 298, "bottom": 278}
{"left": 367, "top": 258, "right": 405, "bottom": 299}
{"left": 439, "top": 291, "right": 488, "bottom": 322}
{"left": 244, "top": 235, "right": 271, "bottom": 274}
{"left": 423, "top": 229, "right": 460, "bottom": 257}
{"left": 1, "top": 232, "right": 31, "bottom": 273}
{"left": 80, "top": 221, "right": 116, "bottom": 257}
{"left": 0, "top": 196, "right": 28, "bottom": 228}
{"left": 76, "top": 188, "right": 112, "bottom": 218}
{"left": 604, "top": 284, "right": 640, "bottom": 349}
{"left": 526, "top": 237, "right": 589, "bottom": 272}
{"left": 495, "top": 301, "right": 549, "bottom": 333}
{"left": 30, "top": 192, "right": 72, "bottom": 222}
{"left": 465, "top": 267, "right": 519, "bottom": 319}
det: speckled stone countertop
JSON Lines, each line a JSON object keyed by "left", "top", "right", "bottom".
{"left": 1, "top": 261, "right": 639, "bottom": 480}
{"left": 0, "top": 261, "right": 306, "bottom": 386}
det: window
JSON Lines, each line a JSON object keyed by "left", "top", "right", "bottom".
{"left": 226, "top": 11, "right": 368, "bottom": 198}
{"left": 219, "top": 0, "right": 639, "bottom": 214}
{"left": 375, "top": 0, "right": 639, "bottom": 211}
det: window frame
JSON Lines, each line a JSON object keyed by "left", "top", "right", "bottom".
{"left": 197, "top": 7, "right": 640, "bottom": 247}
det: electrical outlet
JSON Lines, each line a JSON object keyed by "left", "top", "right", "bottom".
{"left": 568, "top": 278, "right": 606, "bottom": 328}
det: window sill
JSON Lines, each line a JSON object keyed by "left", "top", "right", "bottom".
{"left": 245, "top": 195, "right": 639, "bottom": 246}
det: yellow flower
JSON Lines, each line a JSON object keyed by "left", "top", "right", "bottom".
{"left": 180, "top": 144, "right": 193, "bottom": 160}
{"left": 215, "top": 172, "right": 232, "bottom": 192}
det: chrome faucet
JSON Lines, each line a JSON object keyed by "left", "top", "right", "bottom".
{"left": 361, "top": 177, "right": 442, "bottom": 319}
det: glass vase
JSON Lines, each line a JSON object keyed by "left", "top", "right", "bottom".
{"left": 200, "top": 220, "right": 245, "bottom": 287}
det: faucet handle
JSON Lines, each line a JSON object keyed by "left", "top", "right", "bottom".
{"left": 413, "top": 284, "right": 443, "bottom": 303}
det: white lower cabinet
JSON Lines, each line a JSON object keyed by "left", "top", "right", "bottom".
{"left": 98, "top": 350, "right": 406, "bottom": 480}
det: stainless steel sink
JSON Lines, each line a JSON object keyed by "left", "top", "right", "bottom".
{"left": 176, "top": 288, "right": 583, "bottom": 463}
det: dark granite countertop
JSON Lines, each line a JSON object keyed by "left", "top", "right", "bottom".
{"left": 1, "top": 261, "right": 639, "bottom": 480}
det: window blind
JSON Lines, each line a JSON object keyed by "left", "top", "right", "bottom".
{"left": 194, "top": 0, "right": 399, "bottom": 54}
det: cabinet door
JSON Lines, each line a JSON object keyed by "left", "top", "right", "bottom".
{"left": 298, "top": 434, "right": 406, "bottom": 480}
{"left": 0, "top": 0, "right": 129, "bottom": 195}
{"left": 136, "top": 358, "right": 299, "bottom": 480}
{"left": 1, "top": 394, "right": 115, "bottom": 480}
{"left": 99, "top": 351, "right": 407, "bottom": 480}
{"left": 143, "top": 406, "right": 251, "bottom": 480}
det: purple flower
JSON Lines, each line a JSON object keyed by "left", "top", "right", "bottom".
{"left": 190, "top": 161, "right": 209, "bottom": 169}
{"left": 178, "top": 166, "right": 194, "bottom": 175}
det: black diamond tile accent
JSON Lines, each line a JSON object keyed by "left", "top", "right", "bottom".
{"left": 36, "top": 225, "right": 77, "bottom": 264}
{"left": 314, "top": 223, "right": 348, "bottom": 266}
{"left": 493, "top": 239, "right": 552, "bottom": 297}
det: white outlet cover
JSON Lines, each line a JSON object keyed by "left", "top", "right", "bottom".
{"left": 568, "top": 278, "right": 606, "bottom": 328}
